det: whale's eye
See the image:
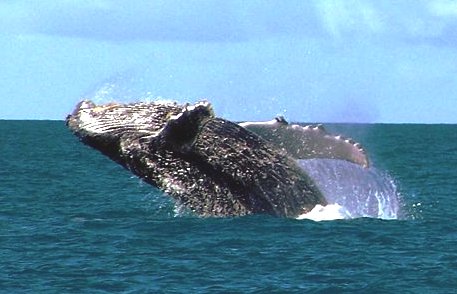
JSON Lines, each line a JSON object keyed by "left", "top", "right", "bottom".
{"left": 275, "top": 116, "right": 288, "bottom": 125}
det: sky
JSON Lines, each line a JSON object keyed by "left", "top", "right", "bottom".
{"left": 1, "top": 0, "right": 457, "bottom": 123}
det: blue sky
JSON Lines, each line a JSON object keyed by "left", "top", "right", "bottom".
{"left": 1, "top": 0, "right": 457, "bottom": 123}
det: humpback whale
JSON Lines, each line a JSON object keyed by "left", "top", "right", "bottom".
{"left": 66, "top": 100, "right": 368, "bottom": 218}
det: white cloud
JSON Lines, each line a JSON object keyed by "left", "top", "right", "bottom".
{"left": 315, "top": 0, "right": 384, "bottom": 39}
{"left": 2, "top": 0, "right": 457, "bottom": 47}
{"left": 429, "top": 0, "right": 457, "bottom": 17}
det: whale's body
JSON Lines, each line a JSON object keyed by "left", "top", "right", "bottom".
{"left": 66, "top": 100, "right": 368, "bottom": 217}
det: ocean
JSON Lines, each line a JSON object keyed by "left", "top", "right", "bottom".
{"left": 1, "top": 120, "right": 457, "bottom": 293}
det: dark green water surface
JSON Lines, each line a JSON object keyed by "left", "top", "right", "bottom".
{"left": 1, "top": 121, "right": 457, "bottom": 293}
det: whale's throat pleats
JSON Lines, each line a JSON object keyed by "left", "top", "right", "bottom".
{"left": 188, "top": 118, "right": 327, "bottom": 216}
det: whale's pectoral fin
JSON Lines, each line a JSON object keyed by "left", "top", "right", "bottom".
{"left": 240, "top": 119, "right": 369, "bottom": 168}
{"left": 286, "top": 124, "right": 369, "bottom": 168}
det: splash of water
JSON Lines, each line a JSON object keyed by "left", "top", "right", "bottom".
{"left": 83, "top": 72, "right": 164, "bottom": 105}
{"left": 296, "top": 204, "right": 350, "bottom": 221}
{"left": 297, "top": 159, "right": 402, "bottom": 221}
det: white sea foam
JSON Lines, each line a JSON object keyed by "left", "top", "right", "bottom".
{"left": 296, "top": 203, "right": 351, "bottom": 221}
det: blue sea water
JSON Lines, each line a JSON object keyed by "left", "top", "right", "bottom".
{"left": 1, "top": 120, "right": 457, "bottom": 293}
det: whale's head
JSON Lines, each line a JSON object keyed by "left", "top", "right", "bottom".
{"left": 66, "top": 100, "right": 214, "bottom": 163}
